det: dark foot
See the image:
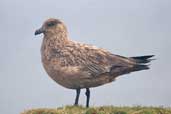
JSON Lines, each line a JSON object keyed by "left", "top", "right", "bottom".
{"left": 74, "top": 89, "right": 80, "bottom": 106}
{"left": 85, "top": 88, "right": 90, "bottom": 108}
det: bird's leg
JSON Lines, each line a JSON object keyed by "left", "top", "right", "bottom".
{"left": 85, "top": 88, "right": 90, "bottom": 108}
{"left": 74, "top": 89, "right": 81, "bottom": 106}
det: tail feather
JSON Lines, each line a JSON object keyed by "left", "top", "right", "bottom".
{"left": 130, "top": 55, "right": 155, "bottom": 72}
{"left": 131, "top": 64, "right": 149, "bottom": 72}
{"left": 109, "top": 55, "right": 155, "bottom": 77}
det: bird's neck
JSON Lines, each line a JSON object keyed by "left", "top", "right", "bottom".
{"left": 43, "top": 31, "right": 70, "bottom": 49}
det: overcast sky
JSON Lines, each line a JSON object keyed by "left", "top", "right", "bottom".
{"left": 0, "top": 0, "right": 171, "bottom": 114}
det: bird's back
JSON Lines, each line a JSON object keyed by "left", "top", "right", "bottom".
{"left": 41, "top": 38, "right": 152, "bottom": 89}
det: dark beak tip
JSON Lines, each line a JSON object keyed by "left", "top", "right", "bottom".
{"left": 35, "top": 27, "right": 44, "bottom": 36}
{"left": 34, "top": 30, "right": 40, "bottom": 35}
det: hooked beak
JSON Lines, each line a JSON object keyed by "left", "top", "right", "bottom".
{"left": 35, "top": 27, "right": 45, "bottom": 35}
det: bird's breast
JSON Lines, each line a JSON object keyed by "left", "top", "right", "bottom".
{"left": 40, "top": 40, "right": 115, "bottom": 89}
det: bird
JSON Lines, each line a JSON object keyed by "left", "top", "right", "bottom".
{"left": 35, "top": 18, "right": 154, "bottom": 108}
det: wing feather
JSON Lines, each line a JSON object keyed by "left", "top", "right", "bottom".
{"left": 50, "top": 42, "right": 134, "bottom": 77}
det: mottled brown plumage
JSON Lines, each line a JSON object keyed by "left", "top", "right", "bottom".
{"left": 35, "top": 18, "right": 154, "bottom": 107}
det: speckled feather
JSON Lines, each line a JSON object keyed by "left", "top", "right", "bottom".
{"left": 38, "top": 18, "right": 151, "bottom": 89}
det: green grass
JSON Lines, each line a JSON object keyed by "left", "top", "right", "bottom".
{"left": 21, "top": 106, "right": 171, "bottom": 114}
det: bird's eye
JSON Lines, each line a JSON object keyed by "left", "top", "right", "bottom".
{"left": 47, "top": 22, "right": 55, "bottom": 27}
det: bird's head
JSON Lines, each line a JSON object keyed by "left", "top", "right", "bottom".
{"left": 35, "top": 18, "right": 68, "bottom": 37}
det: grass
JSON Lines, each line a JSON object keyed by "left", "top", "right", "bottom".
{"left": 21, "top": 106, "right": 171, "bottom": 114}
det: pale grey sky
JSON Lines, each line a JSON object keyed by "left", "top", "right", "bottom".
{"left": 0, "top": 0, "right": 171, "bottom": 114}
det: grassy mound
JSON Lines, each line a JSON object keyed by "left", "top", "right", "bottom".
{"left": 21, "top": 106, "right": 171, "bottom": 114}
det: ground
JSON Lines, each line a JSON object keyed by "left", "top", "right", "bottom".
{"left": 21, "top": 106, "right": 171, "bottom": 114}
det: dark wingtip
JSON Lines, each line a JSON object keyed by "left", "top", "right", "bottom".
{"left": 144, "top": 55, "right": 155, "bottom": 59}
{"left": 131, "top": 55, "right": 155, "bottom": 64}
{"left": 132, "top": 55, "right": 155, "bottom": 59}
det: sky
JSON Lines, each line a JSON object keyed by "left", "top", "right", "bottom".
{"left": 0, "top": 0, "right": 171, "bottom": 114}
